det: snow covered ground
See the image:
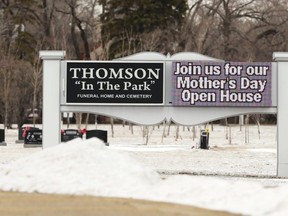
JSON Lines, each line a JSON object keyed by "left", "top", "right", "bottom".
{"left": 0, "top": 123, "right": 287, "bottom": 216}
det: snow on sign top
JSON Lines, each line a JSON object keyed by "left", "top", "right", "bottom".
{"left": 172, "top": 61, "right": 272, "bottom": 107}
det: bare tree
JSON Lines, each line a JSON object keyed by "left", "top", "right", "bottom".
{"left": 0, "top": 59, "right": 13, "bottom": 128}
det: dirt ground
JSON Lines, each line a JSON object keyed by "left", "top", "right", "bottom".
{"left": 0, "top": 191, "right": 240, "bottom": 216}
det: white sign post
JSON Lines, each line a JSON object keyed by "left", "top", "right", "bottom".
{"left": 273, "top": 52, "right": 288, "bottom": 177}
{"left": 40, "top": 51, "right": 65, "bottom": 149}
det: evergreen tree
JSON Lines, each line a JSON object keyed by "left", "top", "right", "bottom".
{"left": 0, "top": 0, "right": 38, "bottom": 61}
{"left": 100, "top": 0, "right": 188, "bottom": 59}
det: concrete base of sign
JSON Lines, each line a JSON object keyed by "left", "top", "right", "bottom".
{"left": 15, "top": 140, "right": 24, "bottom": 144}
{"left": 24, "top": 144, "right": 42, "bottom": 148}
{"left": 0, "top": 142, "right": 7, "bottom": 146}
{"left": 278, "top": 164, "right": 288, "bottom": 177}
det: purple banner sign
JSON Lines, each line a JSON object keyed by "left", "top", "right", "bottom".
{"left": 172, "top": 61, "right": 272, "bottom": 107}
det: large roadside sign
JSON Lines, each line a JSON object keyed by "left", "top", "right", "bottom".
{"left": 42, "top": 51, "right": 288, "bottom": 177}
{"left": 65, "top": 61, "right": 165, "bottom": 105}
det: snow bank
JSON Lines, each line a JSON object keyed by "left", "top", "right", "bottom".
{"left": 0, "top": 137, "right": 288, "bottom": 216}
{"left": 154, "top": 175, "right": 288, "bottom": 216}
{"left": 0, "top": 138, "right": 160, "bottom": 197}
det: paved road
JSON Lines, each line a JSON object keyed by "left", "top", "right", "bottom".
{"left": 0, "top": 191, "right": 240, "bottom": 216}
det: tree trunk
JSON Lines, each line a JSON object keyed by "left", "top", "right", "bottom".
{"left": 255, "top": 114, "right": 261, "bottom": 140}
{"left": 129, "top": 123, "right": 134, "bottom": 135}
{"left": 94, "top": 114, "right": 98, "bottom": 128}
{"left": 192, "top": 126, "right": 196, "bottom": 141}
{"left": 76, "top": 113, "right": 82, "bottom": 129}
{"left": 3, "top": 67, "right": 11, "bottom": 129}
{"left": 245, "top": 115, "right": 250, "bottom": 144}
{"left": 229, "top": 126, "right": 232, "bottom": 144}
{"left": 239, "top": 115, "right": 244, "bottom": 131}
{"left": 110, "top": 117, "right": 114, "bottom": 137}
{"left": 85, "top": 113, "right": 89, "bottom": 129}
